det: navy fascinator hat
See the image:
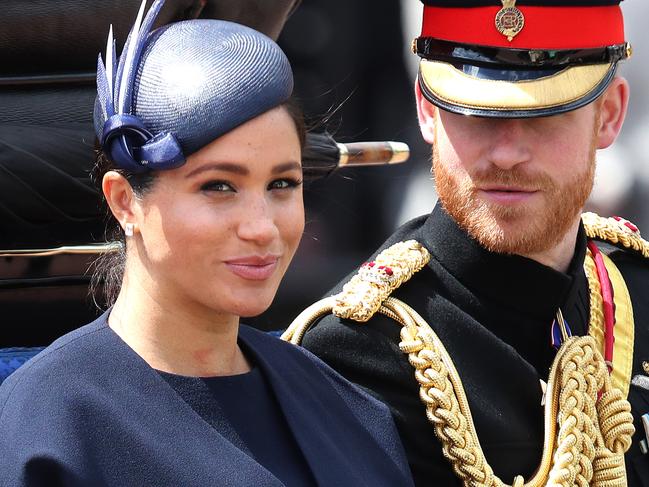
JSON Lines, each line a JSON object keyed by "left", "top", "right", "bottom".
{"left": 94, "top": 0, "right": 294, "bottom": 173}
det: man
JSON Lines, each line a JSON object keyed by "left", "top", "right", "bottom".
{"left": 289, "top": 0, "right": 649, "bottom": 484}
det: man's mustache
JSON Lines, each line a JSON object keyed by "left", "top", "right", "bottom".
{"left": 469, "top": 167, "right": 555, "bottom": 192}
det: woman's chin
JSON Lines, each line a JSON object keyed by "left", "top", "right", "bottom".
{"left": 237, "top": 308, "right": 271, "bottom": 319}
{"left": 229, "top": 297, "right": 275, "bottom": 319}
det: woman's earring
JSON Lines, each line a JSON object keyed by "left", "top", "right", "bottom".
{"left": 124, "top": 223, "right": 134, "bottom": 237}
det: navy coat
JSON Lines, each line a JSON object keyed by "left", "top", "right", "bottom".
{"left": 0, "top": 313, "right": 414, "bottom": 486}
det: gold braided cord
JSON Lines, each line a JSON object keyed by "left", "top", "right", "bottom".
{"left": 281, "top": 296, "right": 337, "bottom": 344}
{"left": 282, "top": 237, "right": 635, "bottom": 485}
{"left": 582, "top": 212, "right": 649, "bottom": 258}
{"left": 388, "top": 298, "right": 633, "bottom": 487}
{"left": 332, "top": 240, "right": 430, "bottom": 322}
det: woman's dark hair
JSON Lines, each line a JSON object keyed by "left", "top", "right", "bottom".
{"left": 90, "top": 99, "right": 306, "bottom": 309}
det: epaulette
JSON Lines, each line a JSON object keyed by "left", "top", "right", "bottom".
{"left": 332, "top": 240, "right": 430, "bottom": 322}
{"left": 582, "top": 212, "right": 649, "bottom": 259}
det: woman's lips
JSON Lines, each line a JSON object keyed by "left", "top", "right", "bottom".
{"left": 224, "top": 256, "right": 280, "bottom": 281}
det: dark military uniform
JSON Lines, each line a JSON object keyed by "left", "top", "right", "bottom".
{"left": 301, "top": 204, "right": 649, "bottom": 485}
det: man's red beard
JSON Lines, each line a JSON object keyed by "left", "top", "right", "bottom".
{"left": 432, "top": 127, "right": 597, "bottom": 256}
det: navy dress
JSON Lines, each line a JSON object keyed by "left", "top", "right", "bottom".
{"left": 0, "top": 312, "right": 414, "bottom": 487}
{"left": 157, "top": 367, "right": 316, "bottom": 485}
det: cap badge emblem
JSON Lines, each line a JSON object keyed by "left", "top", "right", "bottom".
{"left": 496, "top": 0, "right": 525, "bottom": 42}
{"left": 644, "top": 361, "right": 649, "bottom": 375}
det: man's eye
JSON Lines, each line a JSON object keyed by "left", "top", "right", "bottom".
{"left": 268, "top": 178, "right": 302, "bottom": 190}
{"left": 201, "top": 181, "right": 235, "bottom": 192}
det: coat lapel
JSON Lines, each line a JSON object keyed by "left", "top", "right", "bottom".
{"left": 240, "top": 325, "right": 408, "bottom": 487}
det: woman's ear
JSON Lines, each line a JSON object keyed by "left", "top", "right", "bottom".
{"left": 415, "top": 78, "right": 437, "bottom": 145}
{"left": 102, "top": 171, "right": 139, "bottom": 234}
{"left": 596, "top": 76, "right": 629, "bottom": 150}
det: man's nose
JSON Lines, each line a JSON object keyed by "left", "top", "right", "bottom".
{"left": 485, "top": 120, "right": 532, "bottom": 170}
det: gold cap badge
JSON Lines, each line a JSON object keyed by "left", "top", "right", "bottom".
{"left": 495, "top": 0, "right": 525, "bottom": 42}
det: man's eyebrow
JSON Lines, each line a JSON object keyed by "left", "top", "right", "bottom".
{"left": 272, "top": 161, "right": 302, "bottom": 174}
{"left": 185, "top": 163, "right": 249, "bottom": 178}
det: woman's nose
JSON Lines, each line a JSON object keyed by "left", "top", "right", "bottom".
{"left": 236, "top": 199, "right": 280, "bottom": 246}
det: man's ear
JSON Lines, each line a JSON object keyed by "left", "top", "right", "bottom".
{"left": 596, "top": 76, "right": 629, "bottom": 150}
{"left": 415, "top": 78, "right": 436, "bottom": 145}
{"left": 102, "top": 171, "right": 139, "bottom": 233}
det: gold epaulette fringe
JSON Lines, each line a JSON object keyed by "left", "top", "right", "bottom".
{"left": 582, "top": 212, "right": 649, "bottom": 259}
{"left": 332, "top": 240, "right": 430, "bottom": 322}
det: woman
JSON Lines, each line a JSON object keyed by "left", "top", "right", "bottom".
{"left": 0, "top": 2, "right": 414, "bottom": 486}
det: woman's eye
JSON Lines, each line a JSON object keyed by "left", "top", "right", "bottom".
{"left": 268, "top": 178, "right": 302, "bottom": 190}
{"left": 201, "top": 181, "right": 235, "bottom": 192}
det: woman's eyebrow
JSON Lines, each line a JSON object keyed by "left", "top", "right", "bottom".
{"left": 185, "top": 163, "right": 249, "bottom": 178}
{"left": 272, "top": 161, "right": 302, "bottom": 174}
{"left": 185, "top": 161, "right": 301, "bottom": 178}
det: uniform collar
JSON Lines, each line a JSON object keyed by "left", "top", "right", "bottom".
{"left": 421, "top": 203, "right": 588, "bottom": 321}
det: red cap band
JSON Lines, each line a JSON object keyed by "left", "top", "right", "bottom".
{"left": 421, "top": 6, "right": 625, "bottom": 50}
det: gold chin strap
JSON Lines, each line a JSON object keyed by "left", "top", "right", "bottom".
{"left": 283, "top": 213, "right": 648, "bottom": 486}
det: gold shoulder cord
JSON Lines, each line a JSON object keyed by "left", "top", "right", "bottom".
{"left": 283, "top": 214, "right": 649, "bottom": 486}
